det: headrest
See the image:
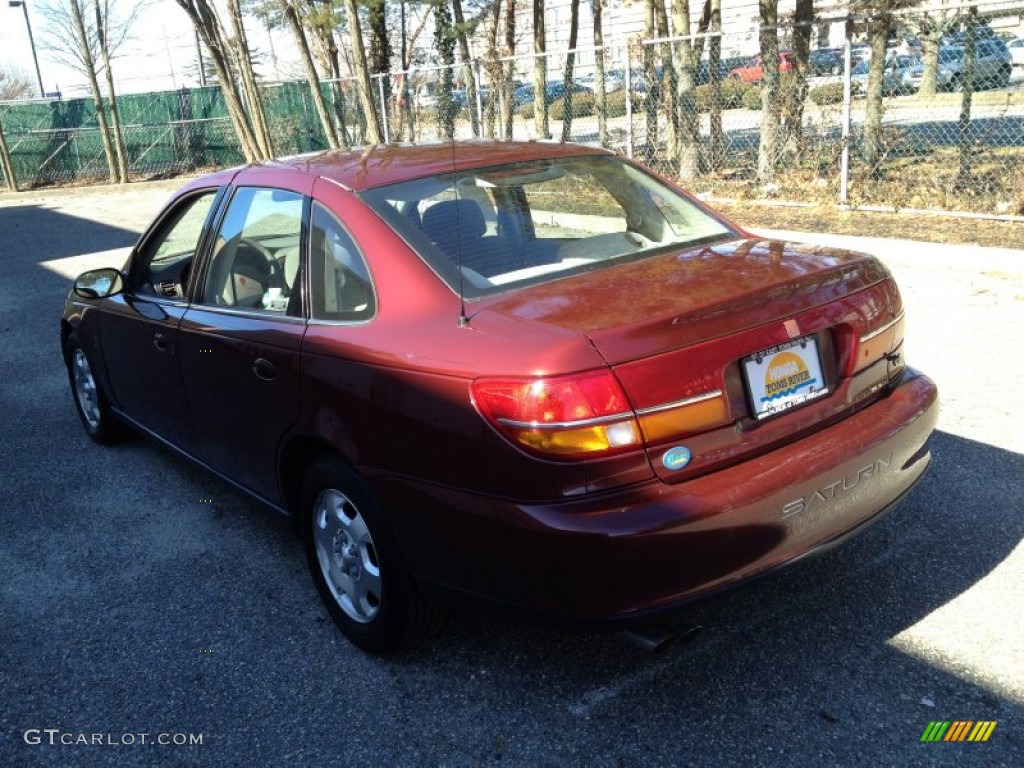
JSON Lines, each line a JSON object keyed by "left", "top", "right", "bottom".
{"left": 421, "top": 199, "right": 487, "bottom": 246}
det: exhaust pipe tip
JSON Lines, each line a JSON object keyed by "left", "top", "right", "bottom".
{"left": 621, "top": 623, "right": 703, "bottom": 653}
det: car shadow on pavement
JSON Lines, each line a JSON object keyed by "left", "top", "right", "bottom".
{"left": 2, "top": 204, "right": 141, "bottom": 263}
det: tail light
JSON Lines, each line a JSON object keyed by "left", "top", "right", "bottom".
{"left": 471, "top": 370, "right": 642, "bottom": 459}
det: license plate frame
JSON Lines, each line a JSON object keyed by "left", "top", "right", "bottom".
{"left": 743, "top": 336, "right": 829, "bottom": 420}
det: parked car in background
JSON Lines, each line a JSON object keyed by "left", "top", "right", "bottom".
{"left": 62, "top": 141, "right": 937, "bottom": 653}
{"left": 852, "top": 54, "right": 922, "bottom": 95}
{"left": 809, "top": 48, "right": 843, "bottom": 76}
{"left": 906, "top": 39, "right": 1012, "bottom": 91}
{"left": 728, "top": 52, "right": 794, "bottom": 83}
{"left": 1008, "top": 37, "right": 1024, "bottom": 68}
{"left": 512, "top": 81, "right": 593, "bottom": 107}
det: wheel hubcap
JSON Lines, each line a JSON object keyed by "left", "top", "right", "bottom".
{"left": 72, "top": 348, "right": 101, "bottom": 430}
{"left": 313, "top": 489, "right": 381, "bottom": 623}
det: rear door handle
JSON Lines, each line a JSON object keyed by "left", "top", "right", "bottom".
{"left": 252, "top": 357, "right": 277, "bottom": 382}
{"left": 153, "top": 332, "right": 169, "bottom": 352}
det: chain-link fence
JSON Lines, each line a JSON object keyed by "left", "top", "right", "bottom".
{"left": 1, "top": 12, "right": 1022, "bottom": 217}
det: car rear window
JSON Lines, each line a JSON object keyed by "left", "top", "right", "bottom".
{"left": 359, "top": 154, "right": 735, "bottom": 299}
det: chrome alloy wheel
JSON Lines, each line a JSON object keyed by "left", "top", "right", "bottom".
{"left": 313, "top": 489, "right": 382, "bottom": 623}
{"left": 72, "top": 348, "right": 101, "bottom": 430}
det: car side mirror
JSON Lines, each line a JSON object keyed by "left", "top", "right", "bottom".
{"left": 73, "top": 268, "right": 124, "bottom": 300}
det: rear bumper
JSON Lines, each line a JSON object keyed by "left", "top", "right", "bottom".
{"left": 378, "top": 368, "right": 938, "bottom": 621}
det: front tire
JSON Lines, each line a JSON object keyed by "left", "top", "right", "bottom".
{"left": 65, "top": 334, "right": 120, "bottom": 444}
{"left": 301, "top": 456, "right": 442, "bottom": 654}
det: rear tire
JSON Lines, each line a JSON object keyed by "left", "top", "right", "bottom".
{"left": 300, "top": 456, "right": 443, "bottom": 654}
{"left": 64, "top": 333, "right": 120, "bottom": 444}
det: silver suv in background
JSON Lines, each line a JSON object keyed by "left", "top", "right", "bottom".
{"left": 907, "top": 38, "right": 1013, "bottom": 91}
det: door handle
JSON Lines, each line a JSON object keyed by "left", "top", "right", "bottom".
{"left": 153, "top": 332, "right": 169, "bottom": 352}
{"left": 252, "top": 357, "right": 277, "bottom": 382}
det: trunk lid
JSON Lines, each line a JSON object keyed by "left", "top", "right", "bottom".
{"left": 481, "top": 238, "right": 903, "bottom": 481}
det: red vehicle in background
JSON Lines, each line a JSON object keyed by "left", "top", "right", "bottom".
{"left": 729, "top": 52, "right": 795, "bottom": 82}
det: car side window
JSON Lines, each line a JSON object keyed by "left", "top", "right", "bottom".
{"left": 134, "top": 190, "right": 217, "bottom": 298}
{"left": 309, "top": 202, "right": 375, "bottom": 322}
{"left": 199, "top": 187, "right": 304, "bottom": 315}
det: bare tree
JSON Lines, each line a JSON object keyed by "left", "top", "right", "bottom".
{"left": 0, "top": 117, "right": 18, "bottom": 191}
{"left": 671, "top": 0, "right": 699, "bottom": 180}
{"left": 708, "top": 0, "right": 723, "bottom": 171}
{"left": 40, "top": 0, "right": 119, "bottom": 182}
{"left": 279, "top": 0, "right": 341, "bottom": 148}
{"left": 367, "top": 0, "right": 391, "bottom": 135}
{"left": 483, "top": 0, "right": 503, "bottom": 138}
{"left": 452, "top": 0, "right": 481, "bottom": 138}
{"left": 174, "top": 0, "right": 264, "bottom": 162}
{"left": 559, "top": 0, "right": 580, "bottom": 142}
{"left": 93, "top": 0, "right": 128, "bottom": 182}
{"left": 532, "top": 0, "right": 549, "bottom": 139}
{"left": 784, "top": 0, "right": 813, "bottom": 161}
{"left": 39, "top": 0, "right": 143, "bottom": 182}
{"left": 591, "top": 0, "right": 607, "bottom": 147}
{"left": 341, "top": 0, "right": 383, "bottom": 143}
{"left": 757, "top": 0, "right": 781, "bottom": 184}
{"left": 915, "top": 3, "right": 960, "bottom": 96}
{"left": 856, "top": 1, "right": 918, "bottom": 174}
{"left": 435, "top": 0, "right": 456, "bottom": 139}
{"left": 503, "top": 0, "right": 516, "bottom": 139}
{"left": 0, "top": 65, "right": 35, "bottom": 101}
{"left": 954, "top": 6, "right": 977, "bottom": 191}
{"left": 228, "top": 0, "right": 273, "bottom": 157}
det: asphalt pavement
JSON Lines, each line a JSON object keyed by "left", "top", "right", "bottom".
{"left": 1, "top": 182, "right": 1021, "bottom": 767}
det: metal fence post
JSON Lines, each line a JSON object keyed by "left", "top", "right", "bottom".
{"left": 377, "top": 76, "right": 390, "bottom": 144}
{"left": 474, "top": 59, "right": 484, "bottom": 134}
{"left": 839, "top": 15, "right": 852, "bottom": 206}
{"left": 624, "top": 50, "right": 634, "bottom": 159}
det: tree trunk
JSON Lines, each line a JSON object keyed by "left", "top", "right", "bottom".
{"left": 452, "top": 0, "right": 481, "bottom": 138}
{"left": 917, "top": 12, "right": 949, "bottom": 97}
{"left": 863, "top": 10, "right": 891, "bottom": 174}
{"left": 302, "top": 0, "right": 351, "bottom": 147}
{"left": 95, "top": 0, "right": 129, "bottom": 182}
{"left": 434, "top": 3, "right": 456, "bottom": 139}
{"left": 367, "top": 0, "right": 391, "bottom": 136}
{"left": 709, "top": 0, "right": 723, "bottom": 171}
{"left": 955, "top": 8, "right": 977, "bottom": 191}
{"left": 533, "top": 0, "right": 549, "bottom": 139}
{"left": 0, "top": 118, "right": 19, "bottom": 192}
{"left": 483, "top": 0, "right": 503, "bottom": 138}
{"left": 503, "top": 0, "right": 517, "bottom": 139}
{"left": 68, "top": 0, "right": 118, "bottom": 183}
{"left": 655, "top": 0, "right": 676, "bottom": 165}
{"left": 560, "top": 0, "right": 580, "bottom": 142}
{"left": 230, "top": 0, "right": 273, "bottom": 158}
{"left": 671, "top": 0, "right": 698, "bottom": 180}
{"left": 281, "top": 0, "right": 341, "bottom": 149}
{"left": 786, "top": 0, "right": 813, "bottom": 161}
{"left": 642, "top": 0, "right": 657, "bottom": 162}
{"left": 175, "top": 0, "right": 262, "bottom": 162}
{"left": 756, "top": 0, "right": 781, "bottom": 184}
{"left": 341, "top": 0, "right": 383, "bottom": 144}
{"left": 592, "top": 0, "right": 607, "bottom": 148}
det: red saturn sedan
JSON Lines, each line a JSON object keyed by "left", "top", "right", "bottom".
{"left": 62, "top": 141, "right": 937, "bottom": 653}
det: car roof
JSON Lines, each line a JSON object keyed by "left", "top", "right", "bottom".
{"left": 222, "top": 141, "right": 613, "bottom": 193}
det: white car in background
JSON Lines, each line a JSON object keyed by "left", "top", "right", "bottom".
{"left": 1008, "top": 38, "right": 1024, "bottom": 68}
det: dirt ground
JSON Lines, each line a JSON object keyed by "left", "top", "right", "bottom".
{"left": 714, "top": 200, "right": 1024, "bottom": 250}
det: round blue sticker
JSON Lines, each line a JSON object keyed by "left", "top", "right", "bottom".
{"left": 662, "top": 446, "right": 692, "bottom": 471}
